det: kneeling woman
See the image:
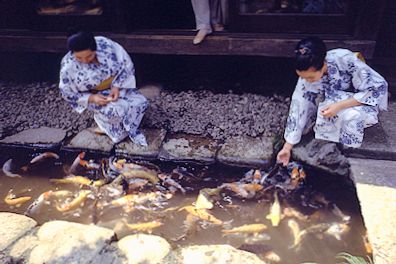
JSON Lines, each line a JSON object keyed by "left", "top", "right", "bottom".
{"left": 59, "top": 31, "right": 148, "bottom": 146}
{"left": 277, "top": 37, "right": 388, "bottom": 165}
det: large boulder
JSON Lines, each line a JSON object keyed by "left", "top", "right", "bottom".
{"left": 0, "top": 212, "right": 37, "bottom": 251}
{"left": 117, "top": 234, "right": 172, "bottom": 264}
{"left": 170, "top": 245, "right": 266, "bottom": 264}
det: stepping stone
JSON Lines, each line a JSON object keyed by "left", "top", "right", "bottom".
{"left": 217, "top": 135, "right": 273, "bottom": 168}
{"left": 159, "top": 133, "right": 219, "bottom": 164}
{"left": 62, "top": 127, "right": 114, "bottom": 154}
{"left": 0, "top": 213, "right": 37, "bottom": 251}
{"left": 343, "top": 102, "right": 396, "bottom": 161}
{"left": 349, "top": 158, "right": 396, "bottom": 264}
{"left": 115, "top": 128, "right": 166, "bottom": 159}
{"left": 28, "top": 220, "right": 115, "bottom": 264}
{"left": 0, "top": 127, "right": 66, "bottom": 149}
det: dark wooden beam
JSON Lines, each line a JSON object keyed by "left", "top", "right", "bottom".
{"left": 0, "top": 31, "right": 377, "bottom": 58}
{"left": 353, "top": 0, "right": 387, "bottom": 40}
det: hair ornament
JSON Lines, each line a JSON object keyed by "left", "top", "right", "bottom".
{"left": 295, "top": 47, "right": 308, "bottom": 55}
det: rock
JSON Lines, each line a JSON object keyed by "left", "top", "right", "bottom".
{"left": 0, "top": 127, "right": 67, "bottom": 148}
{"left": 159, "top": 134, "right": 219, "bottom": 164}
{"left": 115, "top": 128, "right": 166, "bottom": 159}
{"left": 0, "top": 212, "right": 37, "bottom": 251}
{"left": 28, "top": 220, "right": 115, "bottom": 264}
{"left": 138, "top": 84, "right": 162, "bottom": 100}
{"left": 117, "top": 234, "right": 172, "bottom": 264}
{"left": 217, "top": 135, "right": 274, "bottom": 168}
{"left": 349, "top": 158, "right": 396, "bottom": 264}
{"left": 63, "top": 127, "right": 114, "bottom": 153}
{"left": 292, "top": 138, "right": 349, "bottom": 176}
{"left": 171, "top": 245, "right": 266, "bottom": 264}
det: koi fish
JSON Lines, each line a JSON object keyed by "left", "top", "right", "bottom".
{"left": 30, "top": 152, "right": 60, "bottom": 164}
{"left": 332, "top": 204, "right": 351, "bottom": 222}
{"left": 266, "top": 191, "right": 282, "bottom": 227}
{"left": 264, "top": 251, "right": 281, "bottom": 263}
{"left": 122, "top": 219, "right": 163, "bottom": 233}
{"left": 325, "top": 222, "right": 350, "bottom": 240}
{"left": 68, "top": 152, "right": 85, "bottom": 174}
{"left": 195, "top": 192, "right": 213, "bottom": 210}
{"left": 50, "top": 175, "right": 104, "bottom": 187}
{"left": 2, "top": 159, "right": 21, "bottom": 178}
{"left": 219, "top": 183, "right": 249, "bottom": 198}
{"left": 283, "top": 207, "right": 308, "bottom": 221}
{"left": 56, "top": 190, "right": 91, "bottom": 212}
{"left": 179, "top": 206, "right": 223, "bottom": 225}
{"left": 111, "top": 192, "right": 172, "bottom": 207}
{"left": 288, "top": 219, "right": 301, "bottom": 248}
{"left": 79, "top": 159, "right": 101, "bottom": 170}
{"left": 158, "top": 173, "right": 186, "bottom": 194}
{"left": 122, "top": 170, "right": 159, "bottom": 184}
{"left": 222, "top": 223, "right": 267, "bottom": 234}
{"left": 25, "top": 190, "right": 73, "bottom": 215}
{"left": 4, "top": 190, "right": 31, "bottom": 207}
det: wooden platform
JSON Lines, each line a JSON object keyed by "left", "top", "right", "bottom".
{"left": 0, "top": 30, "right": 377, "bottom": 58}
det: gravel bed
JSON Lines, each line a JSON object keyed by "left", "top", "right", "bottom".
{"left": 0, "top": 81, "right": 290, "bottom": 140}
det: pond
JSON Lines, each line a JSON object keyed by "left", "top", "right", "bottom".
{"left": 0, "top": 149, "right": 370, "bottom": 264}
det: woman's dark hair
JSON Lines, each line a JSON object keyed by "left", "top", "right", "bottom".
{"left": 294, "top": 37, "right": 327, "bottom": 71}
{"left": 67, "top": 30, "right": 97, "bottom": 52}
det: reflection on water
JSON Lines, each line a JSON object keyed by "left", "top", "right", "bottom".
{"left": 0, "top": 152, "right": 369, "bottom": 264}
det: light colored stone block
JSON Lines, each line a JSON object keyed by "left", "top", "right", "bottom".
{"left": 217, "top": 135, "right": 273, "bottom": 168}
{"left": 0, "top": 212, "right": 37, "bottom": 251}
{"left": 115, "top": 128, "right": 166, "bottom": 159}
{"left": 349, "top": 158, "right": 396, "bottom": 264}
{"left": 63, "top": 127, "right": 114, "bottom": 153}
{"left": 159, "top": 134, "right": 219, "bottom": 164}
{"left": 0, "top": 127, "right": 66, "bottom": 147}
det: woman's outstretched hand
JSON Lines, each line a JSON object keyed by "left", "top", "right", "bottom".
{"left": 276, "top": 142, "right": 293, "bottom": 166}
{"left": 320, "top": 102, "right": 341, "bottom": 118}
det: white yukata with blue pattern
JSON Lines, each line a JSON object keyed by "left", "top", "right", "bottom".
{"left": 59, "top": 36, "right": 148, "bottom": 145}
{"left": 285, "top": 49, "right": 388, "bottom": 148}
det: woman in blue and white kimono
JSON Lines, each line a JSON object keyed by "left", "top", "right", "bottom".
{"left": 59, "top": 31, "right": 148, "bottom": 146}
{"left": 277, "top": 37, "right": 388, "bottom": 165}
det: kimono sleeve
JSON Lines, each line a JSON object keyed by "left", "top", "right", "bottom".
{"left": 110, "top": 40, "right": 136, "bottom": 89}
{"left": 347, "top": 52, "right": 388, "bottom": 110}
{"left": 284, "top": 78, "right": 322, "bottom": 145}
{"left": 59, "top": 62, "right": 91, "bottom": 114}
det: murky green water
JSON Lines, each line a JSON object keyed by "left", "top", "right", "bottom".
{"left": 0, "top": 149, "right": 370, "bottom": 264}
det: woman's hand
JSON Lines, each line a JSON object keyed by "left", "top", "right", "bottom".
{"left": 109, "top": 87, "right": 120, "bottom": 102}
{"left": 320, "top": 102, "right": 342, "bottom": 118}
{"left": 88, "top": 94, "right": 110, "bottom": 106}
{"left": 276, "top": 142, "right": 293, "bottom": 166}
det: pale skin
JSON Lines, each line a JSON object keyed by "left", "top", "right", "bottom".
{"left": 277, "top": 63, "right": 362, "bottom": 166}
{"left": 73, "top": 49, "right": 120, "bottom": 106}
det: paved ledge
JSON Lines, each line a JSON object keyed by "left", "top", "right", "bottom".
{"left": 217, "top": 135, "right": 274, "bottom": 169}
{"left": 349, "top": 158, "right": 396, "bottom": 264}
{"left": 0, "top": 127, "right": 66, "bottom": 149}
{"left": 343, "top": 102, "right": 396, "bottom": 161}
{"left": 61, "top": 127, "right": 114, "bottom": 154}
{"left": 158, "top": 133, "right": 219, "bottom": 164}
{"left": 115, "top": 128, "right": 167, "bottom": 160}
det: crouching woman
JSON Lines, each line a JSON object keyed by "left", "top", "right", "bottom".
{"left": 59, "top": 30, "right": 148, "bottom": 146}
{"left": 277, "top": 37, "right": 388, "bottom": 165}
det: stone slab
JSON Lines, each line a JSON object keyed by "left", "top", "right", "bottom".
{"left": 349, "top": 158, "right": 396, "bottom": 264}
{"left": 27, "top": 220, "right": 115, "bottom": 264}
{"left": 117, "top": 234, "right": 171, "bottom": 264}
{"left": 0, "top": 212, "right": 37, "bottom": 251}
{"left": 0, "top": 127, "right": 67, "bottom": 149}
{"left": 158, "top": 133, "right": 219, "bottom": 164}
{"left": 293, "top": 138, "right": 350, "bottom": 176}
{"left": 115, "top": 128, "right": 166, "bottom": 159}
{"left": 171, "top": 245, "right": 266, "bottom": 264}
{"left": 217, "top": 135, "right": 274, "bottom": 168}
{"left": 62, "top": 127, "right": 114, "bottom": 154}
{"left": 343, "top": 102, "right": 396, "bottom": 161}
